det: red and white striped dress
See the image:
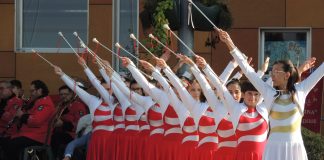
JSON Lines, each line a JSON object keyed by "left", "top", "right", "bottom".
{"left": 138, "top": 112, "right": 150, "bottom": 160}
{"left": 162, "top": 105, "right": 183, "bottom": 160}
{"left": 147, "top": 104, "right": 164, "bottom": 160}
{"left": 87, "top": 102, "right": 115, "bottom": 160}
{"left": 236, "top": 107, "right": 268, "bottom": 160}
{"left": 124, "top": 106, "right": 140, "bottom": 160}
{"left": 181, "top": 116, "right": 199, "bottom": 160}
{"left": 215, "top": 114, "right": 237, "bottom": 160}
{"left": 60, "top": 73, "right": 115, "bottom": 160}
{"left": 111, "top": 104, "right": 126, "bottom": 160}
{"left": 196, "top": 107, "right": 218, "bottom": 160}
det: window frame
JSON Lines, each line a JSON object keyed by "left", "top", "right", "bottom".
{"left": 258, "top": 27, "right": 312, "bottom": 71}
{"left": 15, "top": 0, "right": 89, "bottom": 53}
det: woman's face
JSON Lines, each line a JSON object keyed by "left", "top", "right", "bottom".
{"left": 227, "top": 83, "right": 241, "bottom": 102}
{"left": 130, "top": 83, "right": 143, "bottom": 95}
{"left": 271, "top": 63, "right": 290, "bottom": 89}
{"left": 189, "top": 81, "right": 201, "bottom": 101}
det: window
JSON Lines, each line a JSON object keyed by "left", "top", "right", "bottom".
{"left": 112, "top": 0, "right": 139, "bottom": 72}
{"left": 16, "top": 0, "right": 88, "bottom": 53}
{"left": 259, "top": 28, "right": 311, "bottom": 74}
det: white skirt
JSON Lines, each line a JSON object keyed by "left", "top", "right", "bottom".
{"left": 262, "top": 141, "right": 308, "bottom": 160}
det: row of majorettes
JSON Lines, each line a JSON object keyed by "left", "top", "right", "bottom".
{"left": 54, "top": 30, "right": 324, "bottom": 160}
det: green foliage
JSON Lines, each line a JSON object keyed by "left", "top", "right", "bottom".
{"left": 142, "top": 0, "right": 230, "bottom": 56}
{"left": 302, "top": 127, "right": 324, "bottom": 160}
{"left": 149, "top": 0, "right": 173, "bottom": 56}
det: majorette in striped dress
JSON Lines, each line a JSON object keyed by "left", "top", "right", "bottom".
{"left": 60, "top": 73, "right": 116, "bottom": 160}
{"left": 215, "top": 114, "right": 237, "bottom": 160}
{"left": 111, "top": 104, "right": 126, "bottom": 160}
{"left": 196, "top": 107, "right": 218, "bottom": 160}
{"left": 127, "top": 61, "right": 172, "bottom": 160}
{"left": 230, "top": 47, "right": 324, "bottom": 160}
{"left": 124, "top": 106, "right": 141, "bottom": 160}
{"left": 88, "top": 102, "right": 115, "bottom": 160}
{"left": 236, "top": 107, "right": 268, "bottom": 160}
{"left": 147, "top": 103, "right": 164, "bottom": 160}
{"left": 152, "top": 69, "right": 196, "bottom": 160}
{"left": 111, "top": 71, "right": 154, "bottom": 160}
{"left": 162, "top": 105, "right": 184, "bottom": 160}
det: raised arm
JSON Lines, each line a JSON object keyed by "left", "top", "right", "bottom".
{"left": 54, "top": 66, "right": 100, "bottom": 113}
{"left": 298, "top": 62, "right": 324, "bottom": 95}
{"left": 97, "top": 63, "right": 131, "bottom": 110}
{"left": 78, "top": 58, "right": 113, "bottom": 106}
{"left": 111, "top": 73, "right": 154, "bottom": 112}
{"left": 121, "top": 57, "right": 169, "bottom": 109}
{"left": 219, "top": 30, "right": 276, "bottom": 107}
{"left": 180, "top": 55, "right": 221, "bottom": 108}
{"left": 196, "top": 56, "right": 238, "bottom": 115}
{"left": 219, "top": 60, "right": 238, "bottom": 82}
{"left": 141, "top": 60, "right": 190, "bottom": 127}
{"left": 156, "top": 58, "right": 197, "bottom": 112}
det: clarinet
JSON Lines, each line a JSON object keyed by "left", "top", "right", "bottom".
{"left": 0, "top": 98, "right": 29, "bottom": 137}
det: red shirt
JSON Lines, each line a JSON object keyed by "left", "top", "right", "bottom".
{"left": 13, "top": 96, "right": 56, "bottom": 144}
{"left": 0, "top": 95, "right": 23, "bottom": 136}
{"left": 59, "top": 100, "right": 88, "bottom": 138}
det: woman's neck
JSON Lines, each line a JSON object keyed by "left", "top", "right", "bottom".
{"left": 277, "top": 84, "right": 288, "bottom": 91}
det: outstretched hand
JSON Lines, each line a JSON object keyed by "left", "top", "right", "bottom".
{"left": 156, "top": 58, "right": 168, "bottom": 69}
{"left": 195, "top": 55, "right": 207, "bottom": 69}
{"left": 218, "top": 29, "right": 236, "bottom": 51}
{"left": 140, "top": 60, "right": 155, "bottom": 73}
{"left": 298, "top": 57, "right": 316, "bottom": 74}
{"left": 121, "top": 57, "right": 132, "bottom": 67}
{"left": 54, "top": 66, "right": 64, "bottom": 76}
{"left": 78, "top": 57, "right": 87, "bottom": 68}
{"left": 261, "top": 57, "right": 270, "bottom": 73}
{"left": 178, "top": 54, "right": 195, "bottom": 66}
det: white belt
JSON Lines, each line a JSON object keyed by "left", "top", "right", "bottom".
{"left": 140, "top": 115, "right": 147, "bottom": 121}
{"left": 114, "top": 123, "right": 125, "bottom": 129}
{"left": 140, "top": 125, "right": 150, "bottom": 131}
{"left": 182, "top": 135, "right": 199, "bottom": 144}
{"left": 125, "top": 125, "right": 139, "bottom": 131}
{"left": 183, "top": 125, "right": 197, "bottom": 133}
{"left": 151, "top": 105, "right": 161, "bottom": 112}
{"left": 237, "top": 118, "right": 264, "bottom": 131}
{"left": 217, "top": 128, "right": 235, "bottom": 138}
{"left": 164, "top": 117, "right": 180, "bottom": 125}
{"left": 149, "top": 120, "right": 163, "bottom": 127}
{"left": 199, "top": 125, "right": 217, "bottom": 134}
{"left": 94, "top": 115, "right": 113, "bottom": 122}
{"left": 114, "top": 115, "right": 124, "bottom": 122}
{"left": 125, "top": 115, "right": 137, "bottom": 121}
{"left": 164, "top": 127, "right": 182, "bottom": 136}
{"left": 237, "top": 130, "right": 267, "bottom": 144}
{"left": 205, "top": 111, "right": 215, "bottom": 118}
{"left": 198, "top": 136, "right": 218, "bottom": 147}
{"left": 92, "top": 125, "right": 114, "bottom": 132}
{"left": 218, "top": 141, "right": 237, "bottom": 149}
{"left": 97, "top": 105, "right": 111, "bottom": 111}
{"left": 150, "top": 128, "right": 164, "bottom": 136}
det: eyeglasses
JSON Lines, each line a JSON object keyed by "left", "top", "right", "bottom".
{"left": 269, "top": 70, "right": 285, "bottom": 75}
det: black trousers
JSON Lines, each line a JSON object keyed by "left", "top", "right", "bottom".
{"left": 5, "top": 136, "right": 42, "bottom": 160}
{"left": 51, "top": 131, "right": 73, "bottom": 159}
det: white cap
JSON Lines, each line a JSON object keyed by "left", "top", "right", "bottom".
{"left": 182, "top": 71, "right": 193, "bottom": 81}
